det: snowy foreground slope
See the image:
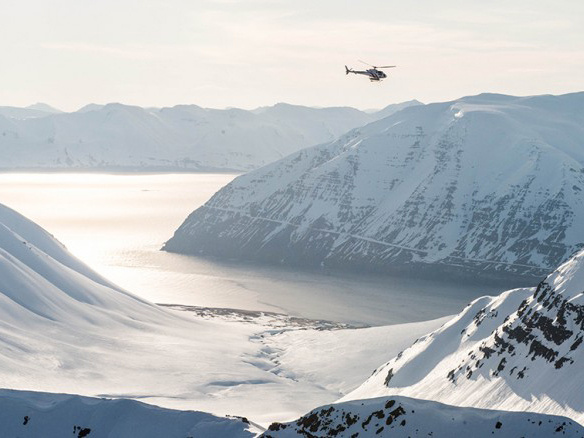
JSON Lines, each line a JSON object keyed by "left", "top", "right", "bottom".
{"left": 262, "top": 395, "right": 583, "bottom": 437}
{"left": 0, "top": 101, "right": 419, "bottom": 172}
{"left": 5, "top": 201, "right": 584, "bottom": 435}
{"left": 164, "top": 92, "right": 584, "bottom": 282}
{"left": 0, "top": 389, "right": 255, "bottom": 438}
{"left": 344, "top": 247, "right": 584, "bottom": 425}
{"left": 0, "top": 202, "right": 446, "bottom": 427}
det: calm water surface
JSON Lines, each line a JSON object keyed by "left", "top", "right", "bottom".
{"left": 0, "top": 173, "right": 504, "bottom": 326}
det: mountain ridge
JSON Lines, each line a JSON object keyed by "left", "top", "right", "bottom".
{"left": 0, "top": 100, "right": 421, "bottom": 172}
{"left": 344, "top": 247, "right": 584, "bottom": 424}
{"left": 261, "top": 395, "right": 584, "bottom": 437}
{"left": 163, "top": 92, "right": 584, "bottom": 283}
{"left": 0, "top": 389, "right": 254, "bottom": 438}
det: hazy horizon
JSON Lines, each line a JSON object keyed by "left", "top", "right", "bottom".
{"left": 8, "top": 89, "right": 584, "bottom": 115}
{"left": 1, "top": 0, "right": 582, "bottom": 112}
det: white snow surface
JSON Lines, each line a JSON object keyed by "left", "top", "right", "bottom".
{"left": 167, "top": 92, "right": 584, "bottom": 279}
{"left": 345, "top": 247, "right": 584, "bottom": 425}
{"left": 0, "top": 389, "right": 255, "bottom": 437}
{"left": 0, "top": 202, "right": 446, "bottom": 427}
{"left": 263, "top": 395, "right": 584, "bottom": 437}
{"left": 0, "top": 101, "right": 420, "bottom": 171}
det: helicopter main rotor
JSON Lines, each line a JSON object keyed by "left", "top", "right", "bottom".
{"left": 358, "top": 60, "right": 396, "bottom": 69}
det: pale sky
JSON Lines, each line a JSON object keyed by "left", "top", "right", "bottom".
{"left": 1, "top": 0, "right": 583, "bottom": 111}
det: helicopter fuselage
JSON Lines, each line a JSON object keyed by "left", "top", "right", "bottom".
{"left": 345, "top": 66, "right": 388, "bottom": 81}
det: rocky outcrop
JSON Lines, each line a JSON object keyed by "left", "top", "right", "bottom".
{"left": 261, "top": 395, "right": 583, "bottom": 437}
{"left": 346, "top": 248, "right": 584, "bottom": 424}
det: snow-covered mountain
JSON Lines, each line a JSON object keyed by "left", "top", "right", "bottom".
{"left": 0, "top": 202, "right": 260, "bottom": 434}
{"left": 262, "top": 395, "right": 583, "bottom": 437}
{"left": 0, "top": 101, "right": 420, "bottom": 171}
{"left": 262, "top": 246, "right": 584, "bottom": 435}
{"left": 26, "top": 103, "right": 63, "bottom": 114}
{"left": 344, "top": 247, "right": 584, "bottom": 425}
{"left": 0, "top": 201, "right": 175, "bottom": 329}
{"left": 0, "top": 389, "right": 254, "bottom": 438}
{"left": 164, "top": 92, "right": 584, "bottom": 283}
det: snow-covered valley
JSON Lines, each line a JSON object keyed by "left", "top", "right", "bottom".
{"left": 0, "top": 200, "right": 449, "bottom": 431}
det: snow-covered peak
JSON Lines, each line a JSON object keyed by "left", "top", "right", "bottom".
{"left": 25, "top": 102, "right": 63, "bottom": 114}
{"left": 372, "top": 99, "right": 423, "bottom": 120}
{"left": 164, "top": 92, "right": 584, "bottom": 282}
{"left": 543, "top": 249, "right": 584, "bottom": 302}
{"left": 344, "top": 246, "right": 584, "bottom": 424}
{"left": 75, "top": 103, "right": 105, "bottom": 113}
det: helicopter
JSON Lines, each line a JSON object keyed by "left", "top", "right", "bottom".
{"left": 345, "top": 60, "right": 396, "bottom": 82}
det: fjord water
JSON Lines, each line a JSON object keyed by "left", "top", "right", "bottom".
{"left": 0, "top": 173, "right": 502, "bottom": 326}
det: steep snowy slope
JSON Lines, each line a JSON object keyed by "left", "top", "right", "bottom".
{"left": 345, "top": 247, "right": 584, "bottom": 424}
{"left": 0, "top": 389, "right": 254, "bottom": 438}
{"left": 0, "top": 101, "right": 420, "bottom": 171}
{"left": 262, "top": 395, "right": 583, "bottom": 437}
{"left": 0, "top": 203, "right": 261, "bottom": 433}
{"left": 0, "top": 202, "right": 163, "bottom": 325}
{"left": 164, "top": 92, "right": 584, "bottom": 282}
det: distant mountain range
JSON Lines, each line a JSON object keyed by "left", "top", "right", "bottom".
{"left": 0, "top": 100, "right": 420, "bottom": 171}
{"left": 164, "top": 92, "right": 584, "bottom": 283}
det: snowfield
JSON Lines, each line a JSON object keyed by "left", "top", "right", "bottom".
{"left": 0, "top": 202, "right": 445, "bottom": 428}
{"left": 164, "top": 92, "right": 584, "bottom": 283}
{"left": 0, "top": 389, "right": 255, "bottom": 438}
